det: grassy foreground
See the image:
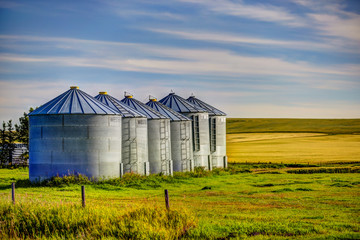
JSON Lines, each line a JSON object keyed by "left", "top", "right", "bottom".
{"left": 0, "top": 167, "right": 359, "bottom": 239}
{"left": 1, "top": 118, "right": 359, "bottom": 239}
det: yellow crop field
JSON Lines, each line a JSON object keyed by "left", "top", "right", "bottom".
{"left": 227, "top": 132, "right": 360, "bottom": 164}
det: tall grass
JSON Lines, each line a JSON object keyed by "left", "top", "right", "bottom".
{"left": 12, "top": 163, "right": 360, "bottom": 189}
{"left": 15, "top": 167, "right": 232, "bottom": 188}
{"left": 0, "top": 201, "right": 197, "bottom": 239}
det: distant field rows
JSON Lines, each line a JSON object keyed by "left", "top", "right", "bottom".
{"left": 227, "top": 118, "right": 360, "bottom": 134}
{"left": 226, "top": 119, "right": 360, "bottom": 164}
{"left": 227, "top": 133, "right": 360, "bottom": 164}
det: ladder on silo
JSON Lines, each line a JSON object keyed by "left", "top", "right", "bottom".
{"left": 160, "top": 120, "right": 168, "bottom": 174}
{"left": 180, "top": 122, "right": 187, "bottom": 171}
{"left": 123, "top": 120, "right": 138, "bottom": 173}
{"left": 210, "top": 118, "right": 216, "bottom": 153}
{"left": 123, "top": 120, "right": 131, "bottom": 172}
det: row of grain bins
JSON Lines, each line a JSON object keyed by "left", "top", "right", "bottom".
{"left": 29, "top": 87, "right": 227, "bottom": 182}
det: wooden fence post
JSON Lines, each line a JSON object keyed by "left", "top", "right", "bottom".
{"left": 11, "top": 182, "right": 15, "bottom": 205}
{"left": 164, "top": 189, "right": 169, "bottom": 210}
{"left": 81, "top": 186, "right": 85, "bottom": 208}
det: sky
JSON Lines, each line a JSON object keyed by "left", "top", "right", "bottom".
{"left": 0, "top": 0, "right": 359, "bottom": 122}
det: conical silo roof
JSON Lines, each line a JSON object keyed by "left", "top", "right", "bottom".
{"left": 159, "top": 92, "right": 206, "bottom": 113}
{"left": 94, "top": 92, "right": 146, "bottom": 118}
{"left": 29, "top": 86, "right": 118, "bottom": 115}
{"left": 121, "top": 94, "right": 169, "bottom": 119}
{"left": 187, "top": 96, "right": 226, "bottom": 116}
{"left": 146, "top": 97, "right": 191, "bottom": 121}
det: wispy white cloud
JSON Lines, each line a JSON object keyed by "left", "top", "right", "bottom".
{"left": 226, "top": 102, "right": 360, "bottom": 118}
{"left": 100, "top": 0, "right": 185, "bottom": 20}
{"left": 178, "top": 0, "right": 360, "bottom": 45}
{"left": 178, "top": 0, "right": 305, "bottom": 26}
{"left": 291, "top": 0, "right": 360, "bottom": 42}
{"left": 308, "top": 13, "right": 360, "bottom": 42}
{"left": 148, "top": 28, "right": 358, "bottom": 53}
{"left": 114, "top": 9, "right": 185, "bottom": 20}
{"left": 1, "top": 35, "right": 359, "bottom": 79}
{"left": 2, "top": 79, "right": 358, "bottom": 121}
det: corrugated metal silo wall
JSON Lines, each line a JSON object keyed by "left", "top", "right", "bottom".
{"left": 29, "top": 114, "right": 122, "bottom": 182}
{"left": 122, "top": 117, "right": 149, "bottom": 175}
{"left": 210, "top": 116, "right": 227, "bottom": 168}
{"left": 170, "top": 120, "right": 193, "bottom": 172}
{"left": 183, "top": 112, "right": 211, "bottom": 170}
{"left": 147, "top": 119, "right": 172, "bottom": 174}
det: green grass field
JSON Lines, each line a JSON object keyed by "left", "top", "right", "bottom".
{"left": 0, "top": 118, "right": 359, "bottom": 239}
{"left": 0, "top": 168, "right": 359, "bottom": 239}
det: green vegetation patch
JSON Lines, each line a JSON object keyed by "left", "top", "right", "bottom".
{"left": 1, "top": 168, "right": 359, "bottom": 239}
{"left": 0, "top": 202, "right": 196, "bottom": 239}
{"left": 287, "top": 167, "right": 360, "bottom": 174}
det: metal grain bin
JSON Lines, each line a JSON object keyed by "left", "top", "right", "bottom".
{"left": 159, "top": 93, "right": 211, "bottom": 170}
{"left": 146, "top": 97, "right": 193, "bottom": 172}
{"left": 121, "top": 93, "right": 172, "bottom": 175}
{"left": 28, "top": 87, "right": 122, "bottom": 182}
{"left": 95, "top": 92, "right": 149, "bottom": 175}
{"left": 187, "top": 95, "right": 227, "bottom": 168}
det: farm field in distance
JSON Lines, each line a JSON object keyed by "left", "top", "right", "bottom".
{"left": 1, "top": 118, "right": 359, "bottom": 239}
{"left": 227, "top": 118, "right": 360, "bottom": 164}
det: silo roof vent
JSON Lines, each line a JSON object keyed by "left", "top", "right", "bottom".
{"left": 159, "top": 93, "right": 207, "bottom": 113}
{"left": 95, "top": 93, "right": 146, "bottom": 118}
{"left": 29, "top": 87, "right": 118, "bottom": 115}
{"left": 187, "top": 96, "right": 226, "bottom": 116}
{"left": 149, "top": 95, "right": 157, "bottom": 102}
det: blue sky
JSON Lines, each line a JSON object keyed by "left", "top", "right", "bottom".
{"left": 0, "top": 0, "right": 359, "bottom": 122}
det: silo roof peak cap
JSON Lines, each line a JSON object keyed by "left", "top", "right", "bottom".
{"left": 149, "top": 95, "right": 157, "bottom": 101}
{"left": 124, "top": 91, "right": 133, "bottom": 98}
{"left": 70, "top": 86, "right": 79, "bottom": 89}
{"left": 99, "top": 91, "right": 107, "bottom": 95}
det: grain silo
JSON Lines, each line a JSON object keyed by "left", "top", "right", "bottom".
{"left": 159, "top": 93, "right": 212, "bottom": 170}
{"left": 94, "top": 92, "right": 149, "bottom": 175}
{"left": 187, "top": 95, "right": 227, "bottom": 168}
{"left": 28, "top": 86, "right": 122, "bottom": 182}
{"left": 146, "top": 97, "right": 193, "bottom": 172}
{"left": 121, "top": 93, "right": 172, "bottom": 175}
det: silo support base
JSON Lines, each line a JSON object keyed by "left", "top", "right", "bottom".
{"left": 224, "top": 156, "right": 228, "bottom": 168}
{"left": 168, "top": 160, "right": 173, "bottom": 176}
{"left": 208, "top": 155, "right": 213, "bottom": 171}
{"left": 119, "top": 163, "right": 124, "bottom": 178}
{"left": 189, "top": 159, "right": 193, "bottom": 172}
{"left": 144, "top": 162, "right": 150, "bottom": 176}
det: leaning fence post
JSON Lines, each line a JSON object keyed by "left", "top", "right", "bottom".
{"left": 81, "top": 185, "right": 85, "bottom": 208}
{"left": 11, "top": 182, "right": 15, "bottom": 205}
{"left": 164, "top": 189, "right": 169, "bottom": 210}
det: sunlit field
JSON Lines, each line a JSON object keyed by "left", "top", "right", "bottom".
{"left": 227, "top": 133, "right": 360, "bottom": 164}
{"left": 227, "top": 119, "right": 360, "bottom": 164}
{"left": 1, "top": 118, "right": 359, "bottom": 239}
